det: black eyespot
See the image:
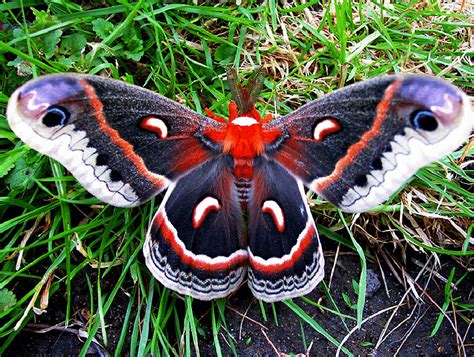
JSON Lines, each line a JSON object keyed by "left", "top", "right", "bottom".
{"left": 410, "top": 110, "right": 438, "bottom": 131}
{"left": 110, "top": 170, "right": 122, "bottom": 182}
{"left": 42, "top": 106, "right": 70, "bottom": 127}
{"left": 354, "top": 175, "right": 368, "bottom": 187}
{"left": 96, "top": 154, "right": 108, "bottom": 166}
{"left": 371, "top": 157, "right": 383, "bottom": 171}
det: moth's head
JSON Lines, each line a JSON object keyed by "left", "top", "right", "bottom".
{"left": 394, "top": 75, "right": 472, "bottom": 145}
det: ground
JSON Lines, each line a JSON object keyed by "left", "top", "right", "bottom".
{"left": 5, "top": 237, "right": 473, "bottom": 356}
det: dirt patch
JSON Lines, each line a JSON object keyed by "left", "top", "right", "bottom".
{"left": 4, "top": 242, "right": 473, "bottom": 356}
{"left": 3, "top": 267, "right": 132, "bottom": 356}
{"left": 198, "top": 249, "right": 473, "bottom": 355}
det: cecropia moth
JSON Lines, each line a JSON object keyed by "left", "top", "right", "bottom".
{"left": 7, "top": 69, "right": 472, "bottom": 302}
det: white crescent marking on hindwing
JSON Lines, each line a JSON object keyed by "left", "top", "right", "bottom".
{"left": 192, "top": 196, "right": 221, "bottom": 229}
{"left": 262, "top": 200, "right": 285, "bottom": 232}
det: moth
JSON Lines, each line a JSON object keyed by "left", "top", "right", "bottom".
{"left": 6, "top": 69, "right": 472, "bottom": 302}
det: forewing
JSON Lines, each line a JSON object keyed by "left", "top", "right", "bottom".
{"left": 247, "top": 158, "right": 324, "bottom": 302}
{"left": 7, "top": 74, "right": 225, "bottom": 207}
{"left": 143, "top": 156, "right": 248, "bottom": 300}
{"left": 265, "top": 75, "right": 472, "bottom": 212}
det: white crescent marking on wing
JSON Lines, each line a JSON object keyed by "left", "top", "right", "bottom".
{"left": 192, "top": 196, "right": 221, "bottom": 229}
{"left": 313, "top": 118, "right": 340, "bottom": 141}
{"left": 262, "top": 200, "right": 285, "bottom": 232}
{"left": 143, "top": 117, "right": 168, "bottom": 138}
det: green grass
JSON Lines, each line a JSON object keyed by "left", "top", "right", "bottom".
{"left": 0, "top": 1, "right": 472, "bottom": 355}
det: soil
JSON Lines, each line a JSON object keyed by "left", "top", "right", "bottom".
{"left": 3, "top": 239, "right": 473, "bottom": 356}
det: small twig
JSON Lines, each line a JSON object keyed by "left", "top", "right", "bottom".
{"left": 403, "top": 267, "right": 421, "bottom": 302}
{"left": 328, "top": 243, "right": 341, "bottom": 290}
{"left": 380, "top": 249, "right": 404, "bottom": 287}
{"left": 336, "top": 305, "right": 399, "bottom": 357}
{"left": 306, "top": 340, "right": 314, "bottom": 357}
{"left": 220, "top": 324, "right": 238, "bottom": 347}
{"left": 393, "top": 307, "right": 429, "bottom": 356}
{"left": 451, "top": 299, "right": 461, "bottom": 357}
{"left": 24, "top": 322, "right": 107, "bottom": 354}
{"left": 374, "top": 256, "right": 434, "bottom": 349}
{"left": 375, "top": 250, "right": 390, "bottom": 298}
{"left": 382, "top": 301, "right": 421, "bottom": 350}
{"left": 414, "top": 280, "right": 466, "bottom": 356}
{"left": 261, "top": 328, "right": 280, "bottom": 355}
{"left": 238, "top": 301, "right": 254, "bottom": 340}
{"left": 411, "top": 259, "right": 458, "bottom": 290}
{"left": 227, "top": 306, "right": 268, "bottom": 331}
{"left": 401, "top": 265, "right": 412, "bottom": 309}
{"left": 15, "top": 213, "right": 45, "bottom": 270}
{"left": 14, "top": 268, "right": 56, "bottom": 330}
{"left": 219, "top": 331, "right": 232, "bottom": 351}
{"left": 461, "top": 319, "right": 472, "bottom": 345}
{"left": 25, "top": 322, "right": 81, "bottom": 334}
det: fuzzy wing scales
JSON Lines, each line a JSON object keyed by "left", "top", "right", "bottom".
{"left": 247, "top": 158, "right": 324, "bottom": 302}
{"left": 7, "top": 74, "right": 224, "bottom": 207}
{"left": 265, "top": 75, "right": 472, "bottom": 212}
{"left": 144, "top": 156, "right": 248, "bottom": 300}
